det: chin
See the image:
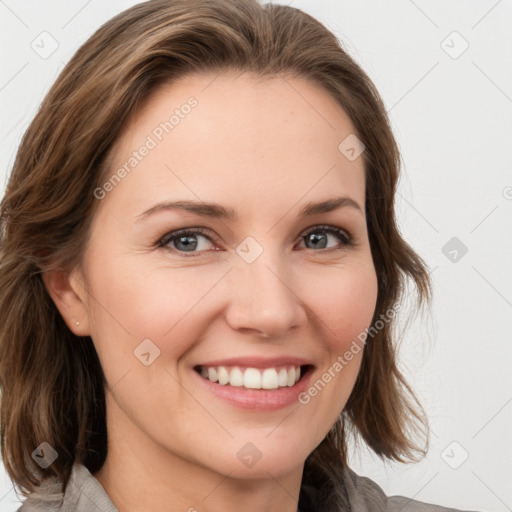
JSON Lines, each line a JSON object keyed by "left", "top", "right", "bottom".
{"left": 206, "top": 435, "right": 313, "bottom": 479}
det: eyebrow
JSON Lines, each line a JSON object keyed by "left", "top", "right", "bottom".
{"left": 136, "top": 195, "right": 363, "bottom": 222}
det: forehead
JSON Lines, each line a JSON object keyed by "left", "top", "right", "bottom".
{"left": 101, "top": 71, "right": 366, "bottom": 220}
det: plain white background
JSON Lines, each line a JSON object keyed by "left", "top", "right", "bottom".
{"left": 0, "top": 1, "right": 511, "bottom": 511}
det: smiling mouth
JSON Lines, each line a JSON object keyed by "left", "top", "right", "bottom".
{"left": 194, "top": 364, "right": 313, "bottom": 390}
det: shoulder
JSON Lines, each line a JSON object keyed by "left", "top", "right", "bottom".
{"left": 342, "top": 466, "right": 482, "bottom": 512}
{"left": 16, "top": 463, "right": 118, "bottom": 512}
{"left": 15, "top": 473, "right": 64, "bottom": 512}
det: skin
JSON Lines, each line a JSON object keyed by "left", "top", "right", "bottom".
{"left": 44, "top": 71, "right": 378, "bottom": 512}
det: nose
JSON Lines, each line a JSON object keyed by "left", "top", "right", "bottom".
{"left": 223, "top": 250, "right": 307, "bottom": 339}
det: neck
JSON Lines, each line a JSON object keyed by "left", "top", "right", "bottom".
{"left": 94, "top": 453, "right": 303, "bottom": 512}
{"left": 92, "top": 400, "right": 303, "bottom": 512}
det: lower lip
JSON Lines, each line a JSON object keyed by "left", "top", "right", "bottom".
{"left": 194, "top": 367, "right": 314, "bottom": 411}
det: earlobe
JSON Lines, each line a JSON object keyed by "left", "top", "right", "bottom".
{"left": 42, "top": 268, "right": 90, "bottom": 336}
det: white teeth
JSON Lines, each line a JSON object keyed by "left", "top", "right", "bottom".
{"left": 229, "top": 367, "right": 244, "bottom": 387}
{"left": 208, "top": 367, "right": 218, "bottom": 383}
{"left": 218, "top": 366, "right": 229, "bottom": 385}
{"left": 287, "top": 367, "right": 296, "bottom": 386}
{"left": 244, "top": 368, "right": 261, "bottom": 389}
{"left": 198, "top": 365, "right": 302, "bottom": 390}
{"left": 261, "top": 368, "right": 279, "bottom": 389}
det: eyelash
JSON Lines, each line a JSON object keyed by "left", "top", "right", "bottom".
{"left": 157, "top": 224, "right": 353, "bottom": 258}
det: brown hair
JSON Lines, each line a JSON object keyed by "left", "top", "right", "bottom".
{"left": 0, "top": 0, "right": 432, "bottom": 508}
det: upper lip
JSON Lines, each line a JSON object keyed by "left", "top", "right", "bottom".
{"left": 195, "top": 356, "right": 314, "bottom": 369}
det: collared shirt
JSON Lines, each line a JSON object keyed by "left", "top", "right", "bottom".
{"left": 16, "top": 463, "right": 480, "bottom": 512}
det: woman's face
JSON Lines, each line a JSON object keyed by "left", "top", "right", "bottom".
{"left": 73, "top": 71, "right": 378, "bottom": 479}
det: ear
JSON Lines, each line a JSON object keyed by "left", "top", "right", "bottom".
{"left": 42, "top": 267, "right": 90, "bottom": 336}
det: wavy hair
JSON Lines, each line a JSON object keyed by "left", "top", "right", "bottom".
{"left": 0, "top": 0, "right": 432, "bottom": 509}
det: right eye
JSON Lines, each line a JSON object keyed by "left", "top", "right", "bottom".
{"left": 158, "top": 228, "right": 219, "bottom": 257}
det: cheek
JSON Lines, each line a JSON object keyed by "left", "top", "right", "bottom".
{"left": 304, "top": 259, "right": 379, "bottom": 348}
{"left": 289, "top": 261, "right": 378, "bottom": 445}
{"left": 84, "top": 259, "right": 225, "bottom": 366}
{"left": 314, "top": 261, "right": 377, "bottom": 380}
{"left": 331, "top": 278, "right": 378, "bottom": 346}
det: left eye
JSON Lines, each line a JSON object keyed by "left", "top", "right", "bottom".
{"left": 158, "top": 225, "right": 352, "bottom": 257}
{"left": 299, "top": 226, "right": 352, "bottom": 250}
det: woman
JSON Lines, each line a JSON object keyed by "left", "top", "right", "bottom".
{"left": 0, "top": 0, "right": 480, "bottom": 511}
